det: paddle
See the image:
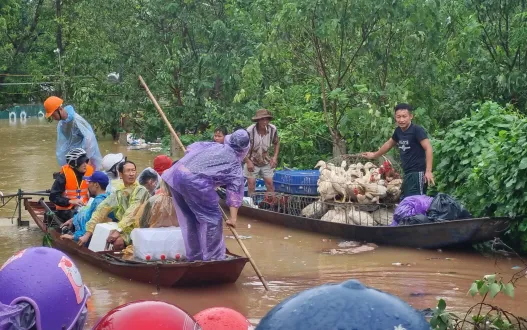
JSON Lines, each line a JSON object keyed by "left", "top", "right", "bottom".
{"left": 139, "top": 75, "right": 270, "bottom": 291}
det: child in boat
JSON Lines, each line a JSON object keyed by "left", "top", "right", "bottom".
{"left": 213, "top": 127, "right": 227, "bottom": 144}
{"left": 60, "top": 171, "right": 109, "bottom": 245}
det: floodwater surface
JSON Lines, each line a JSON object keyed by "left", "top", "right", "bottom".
{"left": 0, "top": 118, "right": 525, "bottom": 327}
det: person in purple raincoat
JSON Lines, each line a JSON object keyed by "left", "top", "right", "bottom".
{"left": 161, "top": 129, "right": 250, "bottom": 262}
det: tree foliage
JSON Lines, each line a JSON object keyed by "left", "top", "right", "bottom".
{"left": 434, "top": 102, "right": 527, "bottom": 251}
{"left": 2, "top": 0, "right": 527, "bottom": 242}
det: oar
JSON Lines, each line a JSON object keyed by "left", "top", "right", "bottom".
{"left": 0, "top": 190, "right": 51, "bottom": 199}
{"left": 139, "top": 75, "right": 270, "bottom": 291}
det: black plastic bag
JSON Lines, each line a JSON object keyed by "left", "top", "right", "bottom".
{"left": 427, "top": 193, "right": 472, "bottom": 221}
{"left": 399, "top": 214, "right": 433, "bottom": 225}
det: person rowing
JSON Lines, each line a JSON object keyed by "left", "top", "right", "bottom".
{"left": 161, "top": 129, "right": 250, "bottom": 261}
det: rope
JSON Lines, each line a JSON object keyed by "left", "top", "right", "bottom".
{"left": 0, "top": 196, "right": 16, "bottom": 209}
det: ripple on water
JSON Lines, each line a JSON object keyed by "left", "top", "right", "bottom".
{"left": 0, "top": 118, "right": 526, "bottom": 326}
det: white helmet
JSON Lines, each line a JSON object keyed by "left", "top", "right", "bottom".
{"left": 102, "top": 153, "right": 125, "bottom": 178}
{"left": 65, "top": 148, "right": 87, "bottom": 167}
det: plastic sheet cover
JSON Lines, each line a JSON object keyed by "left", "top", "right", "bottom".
{"left": 56, "top": 105, "right": 103, "bottom": 170}
{"left": 393, "top": 195, "right": 433, "bottom": 225}
{"left": 137, "top": 167, "right": 161, "bottom": 195}
{"left": 138, "top": 181, "right": 179, "bottom": 228}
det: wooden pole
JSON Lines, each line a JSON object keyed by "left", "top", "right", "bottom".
{"left": 138, "top": 75, "right": 270, "bottom": 291}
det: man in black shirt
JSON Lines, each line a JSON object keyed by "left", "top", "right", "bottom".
{"left": 362, "top": 103, "right": 434, "bottom": 199}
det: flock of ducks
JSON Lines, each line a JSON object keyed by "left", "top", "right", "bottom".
{"left": 300, "top": 160, "right": 403, "bottom": 226}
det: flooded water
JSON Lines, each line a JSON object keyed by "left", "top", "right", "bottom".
{"left": 0, "top": 118, "right": 526, "bottom": 327}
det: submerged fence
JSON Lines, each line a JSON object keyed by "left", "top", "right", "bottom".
{"left": 0, "top": 104, "right": 45, "bottom": 122}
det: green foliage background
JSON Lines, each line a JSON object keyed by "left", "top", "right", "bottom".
{"left": 2, "top": 0, "right": 527, "bottom": 248}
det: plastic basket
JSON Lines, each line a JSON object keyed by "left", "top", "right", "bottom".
{"left": 273, "top": 170, "right": 319, "bottom": 196}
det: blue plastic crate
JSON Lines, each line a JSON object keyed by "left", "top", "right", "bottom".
{"left": 273, "top": 170, "right": 319, "bottom": 195}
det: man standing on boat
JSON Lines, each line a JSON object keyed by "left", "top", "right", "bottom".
{"left": 50, "top": 148, "right": 94, "bottom": 222}
{"left": 78, "top": 160, "right": 150, "bottom": 250}
{"left": 44, "top": 96, "right": 103, "bottom": 170}
{"left": 244, "top": 109, "right": 280, "bottom": 196}
{"left": 162, "top": 129, "right": 250, "bottom": 261}
{"left": 362, "top": 103, "right": 434, "bottom": 199}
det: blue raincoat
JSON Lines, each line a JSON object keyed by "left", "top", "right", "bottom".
{"left": 72, "top": 193, "right": 108, "bottom": 242}
{"left": 161, "top": 130, "right": 250, "bottom": 261}
{"left": 56, "top": 105, "right": 102, "bottom": 170}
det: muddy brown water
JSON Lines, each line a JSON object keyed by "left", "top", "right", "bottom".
{"left": 0, "top": 118, "right": 526, "bottom": 327}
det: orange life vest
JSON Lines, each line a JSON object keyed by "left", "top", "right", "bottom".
{"left": 55, "top": 164, "right": 94, "bottom": 210}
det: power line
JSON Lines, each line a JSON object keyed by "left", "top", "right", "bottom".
{"left": 0, "top": 74, "right": 61, "bottom": 77}
{"left": 0, "top": 82, "right": 57, "bottom": 86}
{"left": 0, "top": 74, "right": 94, "bottom": 78}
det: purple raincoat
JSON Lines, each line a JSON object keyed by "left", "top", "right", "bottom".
{"left": 162, "top": 129, "right": 250, "bottom": 261}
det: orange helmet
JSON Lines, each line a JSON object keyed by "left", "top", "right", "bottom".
{"left": 44, "top": 96, "right": 63, "bottom": 118}
{"left": 92, "top": 300, "right": 201, "bottom": 330}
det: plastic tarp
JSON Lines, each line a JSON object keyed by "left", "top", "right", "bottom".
{"left": 56, "top": 105, "right": 102, "bottom": 170}
{"left": 0, "top": 302, "right": 35, "bottom": 330}
{"left": 393, "top": 195, "right": 433, "bottom": 225}
{"left": 427, "top": 193, "right": 472, "bottom": 221}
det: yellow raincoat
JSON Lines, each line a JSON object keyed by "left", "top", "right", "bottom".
{"left": 85, "top": 181, "right": 150, "bottom": 243}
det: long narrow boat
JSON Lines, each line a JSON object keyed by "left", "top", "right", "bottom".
{"left": 220, "top": 193, "right": 510, "bottom": 249}
{"left": 24, "top": 198, "right": 248, "bottom": 287}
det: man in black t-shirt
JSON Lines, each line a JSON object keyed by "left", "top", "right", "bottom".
{"left": 362, "top": 103, "right": 434, "bottom": 199}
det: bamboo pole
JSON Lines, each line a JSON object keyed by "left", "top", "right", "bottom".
{"left": 138, "top": 75, "right": 270, "bottom": 291}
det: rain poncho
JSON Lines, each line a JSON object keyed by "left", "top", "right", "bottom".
{"left": 85, "top": 181, "right": 150, "bottom": 243}
{"left": 56, "top": 105, "right": 102, "bottom": 170}
{"left": 72, "top": 193, "right": 108, "bottom": 242}
{"left": 162, "top": 130, "right": 250, "bottom": 261}
{"left": 105, "top": 179, "right": 122, "bottom": 195}
{"left": 138, "top": 167, "right": 161, "bottom": 196}
{"left": 138, "top": 181, "right": 178, "bottom": 228}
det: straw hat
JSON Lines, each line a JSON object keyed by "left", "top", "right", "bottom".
{"left": 252, "top": 109, "right": 273, "bottom": 122}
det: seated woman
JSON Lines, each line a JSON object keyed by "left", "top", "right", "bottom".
{"left": 138, "top": 180, "right": 179, "bottom": 228}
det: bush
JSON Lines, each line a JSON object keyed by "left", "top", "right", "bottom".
{"left": 434, "top": 101, "right": 527, "bottom": 251}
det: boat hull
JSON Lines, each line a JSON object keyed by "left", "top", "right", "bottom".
{"left": 25, "top": 199, "right": 248, "bottom": 287}
{"left": 226, "top": 201, "right": 510, "bottom": 249}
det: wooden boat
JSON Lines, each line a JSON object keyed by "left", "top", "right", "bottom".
{"left": 220, "top": 194, "right": 510, "bottom": 249}
{"left": 24, "top": 198, "right": 249, "bottom": 287}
